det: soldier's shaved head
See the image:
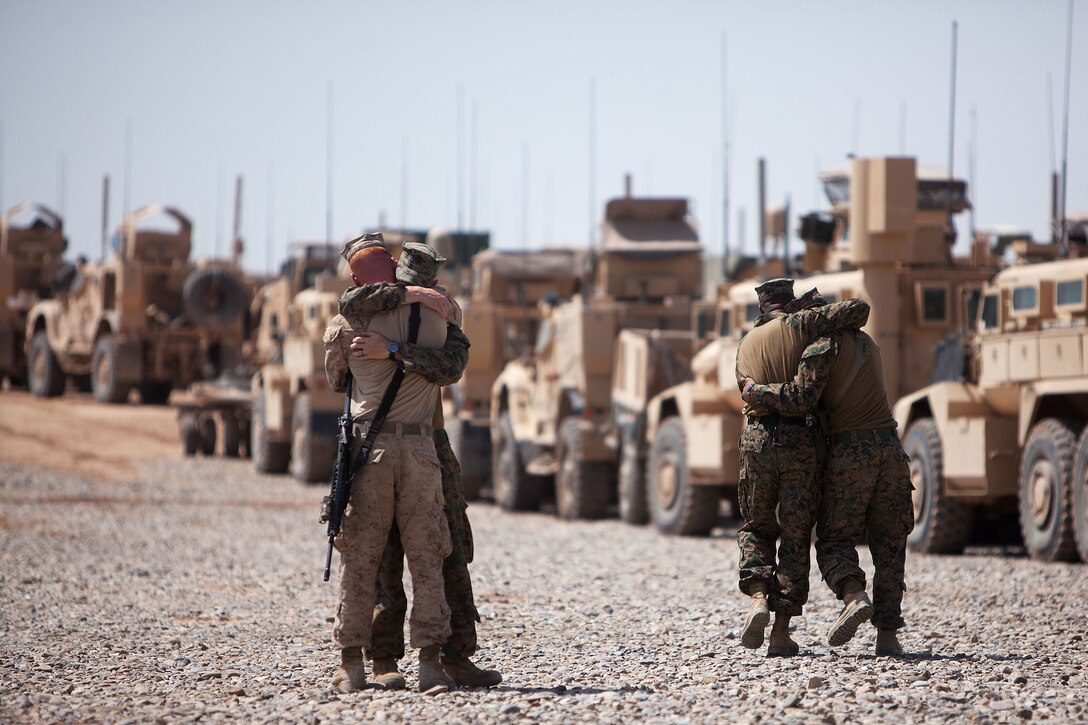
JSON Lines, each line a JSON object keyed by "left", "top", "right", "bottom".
{"left": 349, "top": 245, "right": 397, "bottom": 286}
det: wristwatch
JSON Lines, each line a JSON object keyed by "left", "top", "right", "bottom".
{"left": 386, "top": 341, "right": 400, "bottom": 360}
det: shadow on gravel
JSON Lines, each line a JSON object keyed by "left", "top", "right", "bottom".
{"left": 489, "top": 685, "right": 655, "bottom": 696}
{"left": 853, "top": 652, "right": 1033, "bottom": 663}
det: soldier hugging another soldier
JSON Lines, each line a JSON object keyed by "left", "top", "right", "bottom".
{"left": 322, "top": 234, "right": 501, "bottom": 694}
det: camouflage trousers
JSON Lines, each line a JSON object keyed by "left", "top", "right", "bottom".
{"left": 816, "top": 431, "right": 914, "bottom": 631}
{"left": 367, "top": 429, "right": 479, "bottom": 660}
{"left": 333, "top": 430, "right": 452, "bottom": 650}
{"left": 737, "top": 420, "right": 821, "bottom": 616}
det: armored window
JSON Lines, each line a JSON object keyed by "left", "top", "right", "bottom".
{"left": 980, "top": 294, "right": 999, "bottom": 330}
{"left": 695, "top": 309, "right": 713, "bottom": 339}
{"left": 744, "top": 303, "right": 760, "bottom": 323}
{"left": 921, "top": 287, "right": 948, "bottom": 322}
{"left": 1056, "top": 279, "right": 1084, "bottom": 307}
{"left": 718, "top": 309, "right": 732, "bottom": 337}
{"left": 1011, "top": 286, "right": 1037, "bottom": 312}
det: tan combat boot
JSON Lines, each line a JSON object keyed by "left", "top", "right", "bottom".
{"left": 418, "top": 644, "right": 456, "bottom": 694}
{"left": 371, "top": 657, "right": 407, "bottom": 690}
{"left": 875, "top": 629, "right": 904, "bottom": 657}
{"left": 330, "top": 646, "right": 367, "bottom": 692}
{"left": 767, "top": 614, "right": 799, "bottom": 657}
{"left": 827, "top": 582, "right": 874, "bottom": 647}
{"left": 740, "top": 582, "right": 771, "bottom": 649}
{"left": 440, "top": 655, "right": 503, "bottom": 688}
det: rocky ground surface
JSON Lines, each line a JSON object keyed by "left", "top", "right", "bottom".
{"left": 2, "top": 434, "right": 1087, "bottom": 722}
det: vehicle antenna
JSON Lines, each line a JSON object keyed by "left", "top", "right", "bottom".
{"left": 231, "top": 174, "right": 244, "bottom": 268}
{"left": 1058, "top": 0, "right": 1074, "bottom": 253}
{"left": 1048, "top": 72, "right": 1059, "bottom": 243}
{"left": 946, "top": 20, "right": 958, "bottom": 242}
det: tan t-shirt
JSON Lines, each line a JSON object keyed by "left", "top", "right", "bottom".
{"left": 822, "top": 331, "right": 896, "bottom": 434}
{"left": 736, "top": 315, "right": 811, "bottom": 417}
{"left": 348, "top": 305, "right": 447, "bottom": 425}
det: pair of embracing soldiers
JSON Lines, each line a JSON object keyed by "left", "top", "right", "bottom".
{"left": 322, "top": 234, "right": 501, "bottom": 694}
{"left": 734, "top": 277, "right": 915, "bottom": 658}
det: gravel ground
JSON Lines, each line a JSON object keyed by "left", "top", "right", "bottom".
{"left": 2, "top": 457, "right": 1087, "bottom": 724}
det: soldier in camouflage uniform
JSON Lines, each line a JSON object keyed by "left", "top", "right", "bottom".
{"left": 340, "top": 239, "right": 502, "bottom": 689}
{"left": 742, "top": 288, "right": 914, "bottom": 657}
{"left": 734, "top": 278, "right": 871, "bottom": 657}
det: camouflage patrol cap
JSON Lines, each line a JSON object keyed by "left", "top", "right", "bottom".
{"left": 396, "top": 242, "right": 446, "bottom": 287}
{"left": 754, "top": 277, "right": 795, "bottom": 305}
{"left": 340, "top": 232, "right": 387, "bottom": 264}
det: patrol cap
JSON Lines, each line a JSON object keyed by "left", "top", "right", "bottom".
{"left": 340, "top": 232, "right": 387, "bottom": 265}
{"left": 396, "top": 241, "right": 446, "bottom": 287}
{"left": 754, "top": 277, "right": 795, "bottom": 305}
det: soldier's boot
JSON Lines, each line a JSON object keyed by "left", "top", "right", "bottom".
{"left": 330, "top": 647, "right": 367, "bottom": 692}
{"left": 440, "top": 655, "right": 503, "bottom": 688}
{"left": 875, "top": 629, "right": 904, "bottom": 657}
{"left": 827, "top": 581, "right": 874, "bottom": 647}
{"left": 371, "top": 658, "right": 407, "bottom": 691}
{"left": 418, "top": 645, "right": 456, "bottom": 695}
{"left": 767, "top": 614, "right": 799, "bottom": 657}
{"left": 740, "top": 582, "right": 771, "bottom": 649}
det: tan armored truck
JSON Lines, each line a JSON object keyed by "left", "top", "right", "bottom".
{"left": 445, "top": 248, "right": 588, "bottom": 499}
{"left": 251, "top": 272, "right": 349, "bottom": 483}
{"left": 0, "top": 203, "right": 67, "bottom": 386}
{"left": 490, "top": 194, "right": 704, "bottom": 518}
{"left": 635, "top": 156, "right": 994, "bottom": 535}
{"left": 894, "top": 256, "right": 1088, "bottom": 564}
{"left": 24, "top": 205, "right": 248, "bottom": 404}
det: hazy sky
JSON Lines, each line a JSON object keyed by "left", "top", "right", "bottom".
{"left": 1, "top": 0, "right": 1085, "bottom": 272}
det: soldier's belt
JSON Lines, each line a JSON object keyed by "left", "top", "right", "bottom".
{"left": 747, "top": 414, "right": 814, "bottom": 428}
{"left": 354, "top": 421, "right": 434, "bottom": 438}
{"left": 830, "top": 427, "right": 898, "bottom": 446}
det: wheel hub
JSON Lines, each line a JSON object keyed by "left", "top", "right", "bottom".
{"left": 656, "top": 455, "right": 678, "bottom": 508}
{"left": 1029, "top": 461, "right": 1054, "bottom": 528}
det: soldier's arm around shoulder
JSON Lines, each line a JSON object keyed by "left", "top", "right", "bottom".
{"left": 339, "top": 283, "right": 406, "bottom": 317}
{"left": 747, "top": 337, "right": 835, "bottom": 415}
{"left": 400, "top": 323, "right": 470, "bottom": 386}
{"left": 786, "top": 298, "right": 870, "bottom": 338}
{"left": 322, "top": 315, "right": 351, "bottom": 393}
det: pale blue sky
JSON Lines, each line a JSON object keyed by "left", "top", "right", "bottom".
{"left": 1, "top": 0, "right": 1084, "bottom": 272}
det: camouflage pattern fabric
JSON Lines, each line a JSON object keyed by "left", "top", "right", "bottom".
{"left": 737, "top": 422, "right": 821, "bottom": 616}
{"left": 369, "top": 428, "right": 480, "bottom": 660}
{"left": 817, "top": 436, "right": 914, "bottom": 631}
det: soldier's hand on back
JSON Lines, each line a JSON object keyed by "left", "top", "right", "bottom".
{"left": 350, "top": 332, "right": 392, "bottom": 360}
{"left": 741, "top": 377, "right": 758, "bottom": 403}
{"left": 405, "top": 286, "right": 450, "bottom": 321}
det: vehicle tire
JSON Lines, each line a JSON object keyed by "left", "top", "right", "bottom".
{"left": 183, "top": 267, "right": 245, "bottom": 328}
{"left": 140, "top": 381, "right": 173, "bottom": 405}
{"left": 28, "top": 331, "right": 65, "bottom": 398}
{"left": 448, "top": 418, "right": 488, "bottom": 501}
{"left": 492, "top": 411, "right": 544, "bottom": 511}
{"left": 618, "top": 433, "right": 649, "bottom": 525}
{"left": 1018, "top": 418, "right": 1078, "bottom": 562}
{"left": 1073, "top": 428, "right": 1088, "bottom": 563}
{"left": 180, "top": 414, "right": 200, "bottom": 457}
{"left": 222, "top": 417, "right": 242, "bottom": 458}
{"left": 648, "top": 418, "right": 720, "bottom": 536}
{"left": 91, "top": 335, "right": 131, "bottom": 404}
{"left": 291, "top": 392, "right": 336, "bottom": 483}
{"left": 904, "top": 418, "right": 974, "bottom": 554}
{"left": 199, "top": 416, "right": 217, "bottom": 456}
{"left": 555, "top": 417, "right": 612, "bottom": 520}
{"left": 252, "top": 388, "right": 290, "bottom": 474}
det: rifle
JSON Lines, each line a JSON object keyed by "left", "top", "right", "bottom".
{"left": 320, "top": 302, "right": 422, "bottom": 581}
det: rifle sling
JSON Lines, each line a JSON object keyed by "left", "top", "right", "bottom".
{"left": 347, "top": 302, "right": 422, "bottom": 482}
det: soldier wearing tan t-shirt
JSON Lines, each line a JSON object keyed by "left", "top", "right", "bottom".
{"left": 744, "top": 293, "right": 914, "bottom": 658}
{"left": 322, "top": 237, "right": 456, "bottom": 694}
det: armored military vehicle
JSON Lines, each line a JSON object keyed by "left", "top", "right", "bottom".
{"left": 445, "top": 248, "right": 588, "bottom": 499}
{"left": 635, "top": 156, "right": 994, "bottom": 535}
{"left": 490, "top": 190, "right": 704, "bottom": 518}
{"left": 895, "top": 255, "right": 1088, "bottom": 563}
{"left": 24, "top": 205, "right": 248, "bottom": 404}
{"left": 251, "top": 271, "right": 349, "bottom": 482}
{"left": 0, "top": 203, "right": 67, "bottom": 386}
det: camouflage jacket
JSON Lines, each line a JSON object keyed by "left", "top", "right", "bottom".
{"left": 747, "top": 336, "right": 835, "bottom": 415}
{"left": 735, "top": 298, "right": 870, "bottom": 396}
{"left": 323, "top": 284, "right": 470, "bottom": 393}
